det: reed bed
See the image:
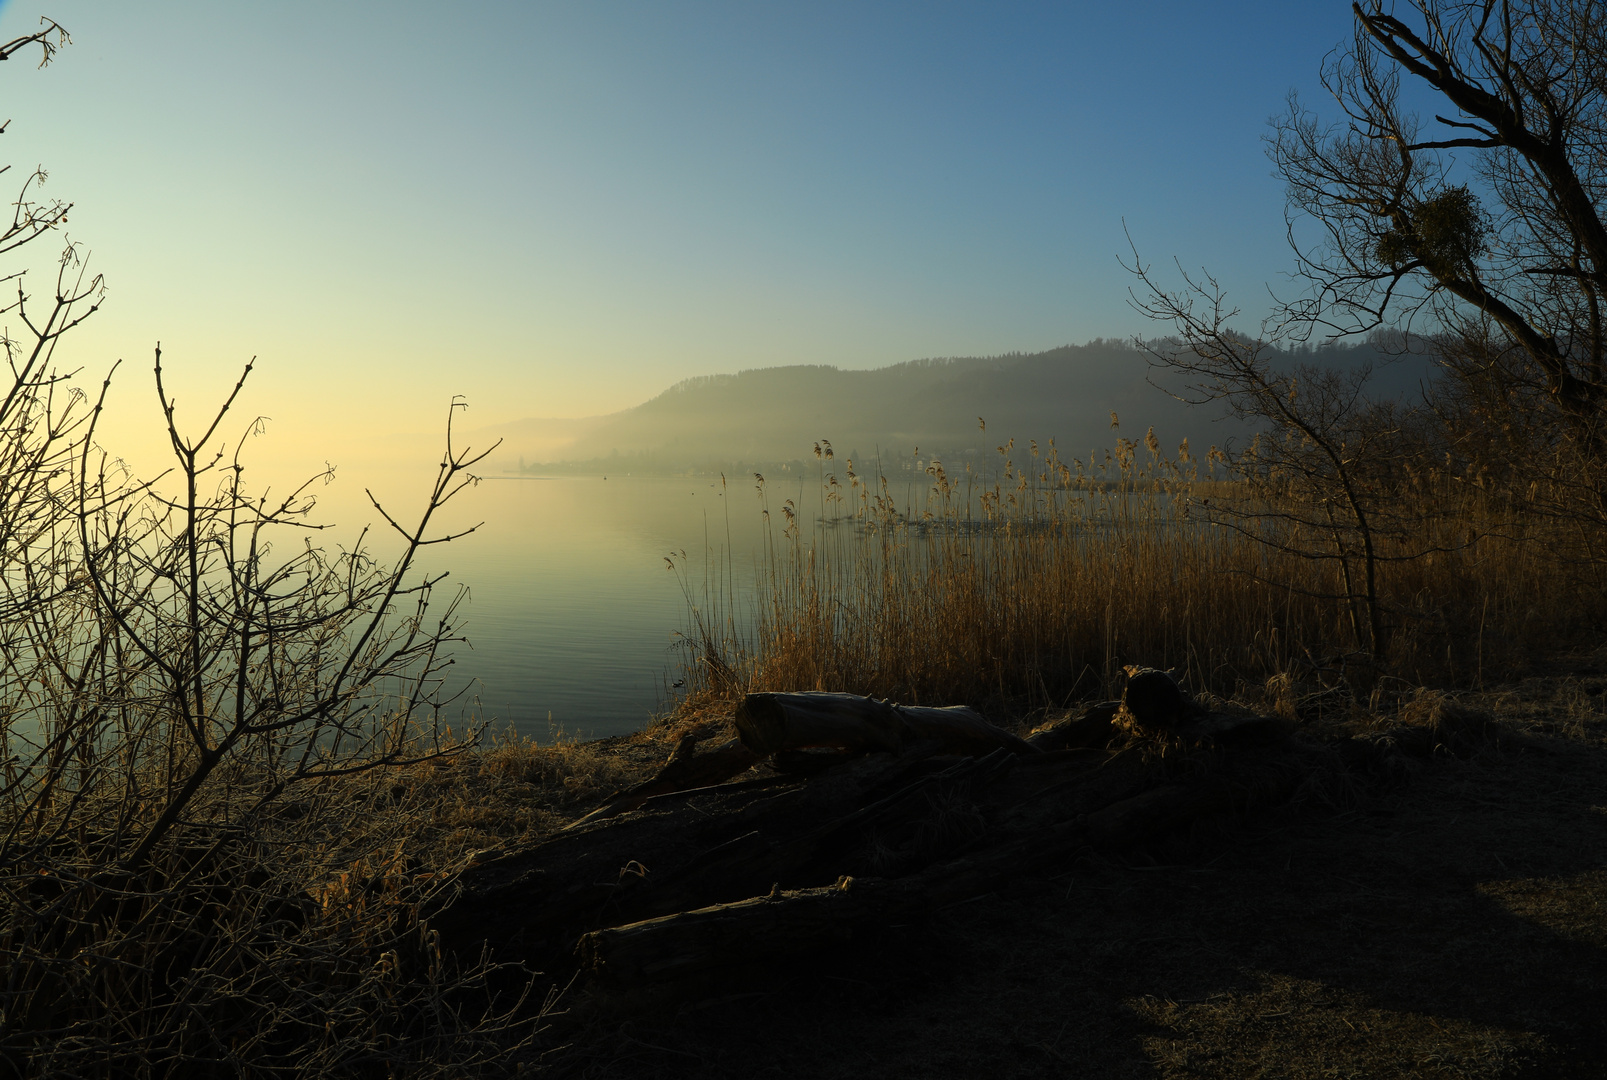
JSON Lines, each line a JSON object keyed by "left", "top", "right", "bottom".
{"left": 674, "top": 430, "right": 1589, "bottom": 715}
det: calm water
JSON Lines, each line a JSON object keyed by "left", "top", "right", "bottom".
{"left": 404, "top": 474, "right": 775, "bottom": 740}
{"left": 323, "top": 466, "right": 1120, "bottom": 741}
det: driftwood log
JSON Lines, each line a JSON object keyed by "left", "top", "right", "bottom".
{"left": 433, "top": 690, "right": 1451, "bottom": 1004}
{"left": 734, "top": 691, "right": 1038, "bottom": 757}
{"left": 570, "top": 692, "right": 1035, "bottom": 829}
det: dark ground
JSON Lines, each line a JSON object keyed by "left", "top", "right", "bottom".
{"left": 532, "top": 674, "right": 1607, "bottom": 1079}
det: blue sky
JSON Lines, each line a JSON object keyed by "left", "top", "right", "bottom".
{"left": 0, "top": 1, "right": 1359, "bottom": 465}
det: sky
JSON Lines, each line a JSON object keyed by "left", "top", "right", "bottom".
{"left": 0, "top": 1, "right": 1360, "bottom": 478}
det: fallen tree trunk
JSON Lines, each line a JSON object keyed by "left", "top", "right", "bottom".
{"left": 563, "top": 746, "right": 1022, "bottom": 933}
{"left": 578, "top": 877, "right": 873, "bottom": 988}
{"left": 735, "top": 692, "right": 1038, "bottom": 757}
{"left": 571, "top": 692, "right": 1036, "bottom": 832}
{"left": 437, "top": 693, "right": 1456, "bottom": 1006}
{"left": 574, "top": 736, "right": 1333, "bottom": 991}
{"left": 579, "top": 755, "right": 1299, "bottom": 991}
{"left": 433, "top": 748, "right": 941, "bottom": 960}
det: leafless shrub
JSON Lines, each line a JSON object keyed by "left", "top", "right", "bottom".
{"left": 0, "top": 23, "right": 546, "bottom": 1076}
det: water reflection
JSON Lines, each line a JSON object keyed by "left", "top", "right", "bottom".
{"left": 304, "top": 465, "right": 1154, "bottom": 741}
{"left": 393, "top": 474, "right": 773, "bottom": 740}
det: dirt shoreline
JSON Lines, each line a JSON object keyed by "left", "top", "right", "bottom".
{"left": 430, "top": 666, "right": 1607, "bottom": 1078}
{"left": 408, "top": 665, "right": 1600, "bottom": 1073}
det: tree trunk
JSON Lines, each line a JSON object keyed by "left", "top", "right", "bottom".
{"left": 435, "top": 699, "right": 1461, "bottom": 1006}
{"left": 735, "top": 692, "right": 1037, "bottom": 757}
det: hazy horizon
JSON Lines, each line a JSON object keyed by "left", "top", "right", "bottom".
{"left": 0, "top": 1, "right": 1359, "bottom": 485}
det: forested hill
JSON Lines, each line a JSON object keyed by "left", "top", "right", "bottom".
{"left": 477, "top": 338, "right": 1432, "bottom": 474}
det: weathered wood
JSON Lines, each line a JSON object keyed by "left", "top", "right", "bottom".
{"left": 577, "top": 877, "right": 872, "bottom": 987}
{"left": 439, "top": 689, "right": 1369, "bottom": 998}
{"left": 896, "top": 704, "right": 1037, "bottom": 756}
{"left": 441, "top": 730, "right": 1276, "bottom": 970}
{"left": 1026, "top": 702, "right": 1120, "bottom": 751}
{"left": 986, "top": 751, "right": 1150, "bottom": 833}
{"left": 566, "top": 736, "right": 761, "bottom": 829}
{"left": 581, "top": 761, "right": 1275, "bottom": 989}
{"left": 773, "top": 748, "right": 862, "bottom": 775}
{"left": 734, "top": 693, "right": 903, "bottom": 755}
{"left": 434, "top": 748, "right": 937, "bottom": 960}
{"left": 574, "top": 747, "right": 1324, "bottom": 991}
{"left": 601, "top": 746, "right": 1017, "bottom": 920}
{"left": 735, "top": 691, "right": 1037, "bottom": 758}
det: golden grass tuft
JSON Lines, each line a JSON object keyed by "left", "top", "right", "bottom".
{"left": 477, "top": 727, "right": 642, "bottom": 806}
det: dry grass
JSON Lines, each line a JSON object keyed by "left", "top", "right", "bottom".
{"left": 0, "top": 721, "right": 683, "bottom": 1078}
{"left": 287, "top": 727, "right": 678, "bottom": 863}
{"left": 672, "top": 432, "right": 1593, "bottom": 718}
{"left": 1, "top": 761, "right": 535, "bottom": 1077}
{"left": 557, "top": 433, "right": 1607, "bottom": 1075}
{"left": 121, "top": 645, "right": 1594, "bottom": 1080}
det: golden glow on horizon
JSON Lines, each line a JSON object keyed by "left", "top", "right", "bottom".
{"left": 0, "top": 1, "right": 1349, "bottom": 475}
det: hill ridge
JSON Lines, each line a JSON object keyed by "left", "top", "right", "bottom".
{"left": 472, "top": 338, "right": 1425, "bottom": 474}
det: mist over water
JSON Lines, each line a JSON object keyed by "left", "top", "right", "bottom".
{"left": 398, "top": 468, "right": 1133, "bottom": 739}
{"left": 387, "top": 473, "right": 775, "bottom": 741}
{"left": 308, "top": 342, "right": 1405, "bottom": 741}
{"left": 218, "top": 438, "right": 963, "bottom": 744}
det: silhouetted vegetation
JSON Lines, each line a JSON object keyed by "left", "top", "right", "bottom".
{"left": 4, "top": 2, "right": 1607, "bottom": 1076}
{"left": 669, "top": 415, "right": 1589, "bottom": 719}
{"left": 0, "top": 22, "right": 546, "bottom": 1076}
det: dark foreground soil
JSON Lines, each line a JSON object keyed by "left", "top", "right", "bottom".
{"left": 531, "top": 674, "right": 1607, "bottom": 1079}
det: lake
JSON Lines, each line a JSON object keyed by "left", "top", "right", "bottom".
{"left": 399, "top": 473, "right": 780, "bottom": 741}
{"left": 320, "top": 462, "right": 1096, "bottom": 742}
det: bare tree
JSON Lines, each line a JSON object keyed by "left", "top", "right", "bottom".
{"left": 0, "top": 21, "right": 540, "bottom": 1074}
{"left": 1272, "top": 2, "right": 1606, "bottom": 393}
{"left": 0, "top": 356, "right": 523, "bottom": 1073}
{"left": 0, "top": 17, "right": 100, "bottom": 636}
{"left": 1268, "top": 0, "right": 1607, "bottom": 533}
{"left": 1132, "top": 1, "right": 1607, "bottom": 669}
{"left": 1128, "top": 259, "right": 1444, "bottom": 665}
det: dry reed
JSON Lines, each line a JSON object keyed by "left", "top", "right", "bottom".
{"left": 673, "top": 428, "right": 1592, "bottom": 716}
